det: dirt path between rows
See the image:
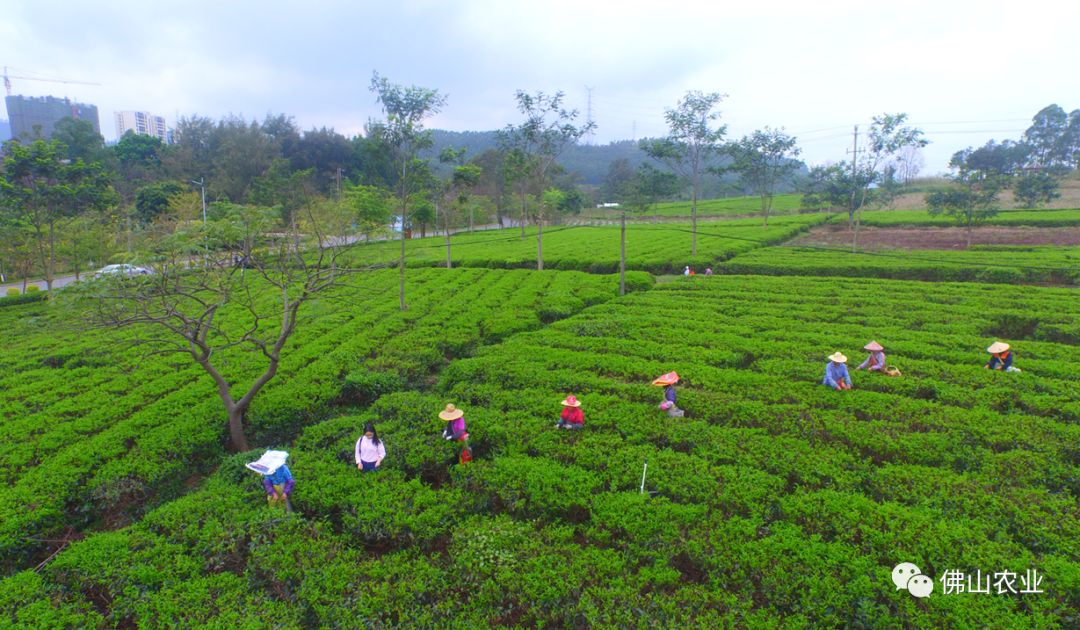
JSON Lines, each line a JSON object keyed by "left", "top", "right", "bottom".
{"left": 788, "top": 225, "right": 1080, "bottom": 250}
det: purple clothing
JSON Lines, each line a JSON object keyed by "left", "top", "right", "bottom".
{"left": 822, "top": 362, "right": 851, "bottom": 388}
{"left": 664, "top": 385, "right": 677, "bottom": 404}
{"left": 261, "top": 464, "right": 295, "bottom": 496}
{"left": 443, "top": 417, "right": 467, "bottom": 440}
{"left": 355, "top": 436, "right": 386, "bottom": 466}
{"left": 857, "top": 351, "right": 886, "bottom": 371}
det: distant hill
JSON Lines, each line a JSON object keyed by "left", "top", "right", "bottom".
{"left": 423, "top": 130, "right": 657, "bottom": 186}
{"left": 423, "top": 129, "right": 807, "bottom": 195}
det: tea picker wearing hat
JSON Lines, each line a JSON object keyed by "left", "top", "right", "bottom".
{"left": 652, "top": 372, "right": 685, "bottom": 418}
{"left": 855, "top": 341, "right": 887, "bottom": 373}
{"left": 439, "top": 404, "right": 468, "bottom": 441}
{"left": 985, "top": 341, "right": 1020, "bottom": 372}
{"left": 822, "top": 352, "right": 852, "bottom": 390}
{"left": 246, "top": 450, "right": 294, "bottom": 511}
{"left": 556, "top": 395, "right": 584, "bottom": 429}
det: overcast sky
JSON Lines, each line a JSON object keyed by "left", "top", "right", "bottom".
{"left": 3, "top": 0, "right": 1077, "bottom": 174}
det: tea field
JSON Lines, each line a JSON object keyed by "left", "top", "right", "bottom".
{"left": 0, "top": 267, "right": 636, "bottom": 575}
{"left": 3, "top": 272, "right": 1076, "bottom": 627}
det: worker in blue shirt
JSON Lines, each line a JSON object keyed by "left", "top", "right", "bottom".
{"left": 822, "top": 352, "right": 852, "bottom": 390}
{"left": 246, "top": 450, "right": 295, "bottom": 511}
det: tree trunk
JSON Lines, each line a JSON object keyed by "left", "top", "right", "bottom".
{"left": 537, "top": 209, "right": 544, "bottom": 271}
{"left": 227, "top": 404, "right": 249, "bottom": 452}
{"left": 444, "top": 202, "right": 453, "bottom": 269}
{"left": 399, "top": 224, "right": 407, "bottom": 310}
{"left": 966, "top": 223, "right": 973, "bottom": 248}
{"left": 851, "top": 209, "right": 861, "bottom": 253}
{"left": 520, "top": 187, "right": 527, "bottom": 239}
{"left": 691, "top": 178, "right": 698, "bottom": 256}
{"left": 399, "top": 159, "right": 408, "bottom": 311}
{"left": 619, "top": 211, "right": 626, "bottom": 296}
{"left": 46, "top": 222, "right": 56, "bottom": 291}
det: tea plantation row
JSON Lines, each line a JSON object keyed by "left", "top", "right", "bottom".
{"left": 721, "top": 245, "right": 1080, "bottom": 285}
{"left": 342, "top": 215, "right": 827, "bottom": 274}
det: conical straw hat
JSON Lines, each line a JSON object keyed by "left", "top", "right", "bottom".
{"left": 652, "top": 371, "right": 680, "bottom": 386}
{"left": 438, "top": 403, "right": 465, "bottom": 420}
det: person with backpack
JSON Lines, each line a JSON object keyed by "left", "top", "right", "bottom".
{"left": 355, "top": 422, "right": 386, "bottom": 472}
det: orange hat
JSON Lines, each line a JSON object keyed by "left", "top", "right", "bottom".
{"left": 652, "top": 371, "right": 680, "bottom": 386}
{"left": 560, "top": 395, "right": 581, "bottom": 407}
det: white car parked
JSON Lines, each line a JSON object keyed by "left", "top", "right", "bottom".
{"left": 94, "top": 264, "right": 151, "bottom": 277}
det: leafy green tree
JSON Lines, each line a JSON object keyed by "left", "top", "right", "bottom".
{"left": 58, "top": 215, "right": 116, "bottom": 280}
{"left": 0, "top": 217, "right": 36, "bottom": 288}
{"left": 1064, "top": 109, "right": 1080, "bottom": 170}
{"left": 601, "top": 158, "right": 635, "bottom": 203}
{"left": 641, "top": 91, "right": 727, "bottom": 256}
{"left": 211, "top": 116, "right": 281, "bottom": 203}
{"left": 249, "top": 159, "right": 315, "bottom": 225}
{"left": 1023, "top": 104, "right": 1069, "bottom": 169}
{"left": 162, "top": 115, "right": 215, "bottom": 183}
{"left": 1013, "top": 171, "right": 1060, "bottom": 208}
{"left": 342, "top": 183, "right": 392, "bottom": 240}
{"left": 135, "top": 181, "right": 185, "bottom": 224}
{"left": 287, "top": 126, "right": 354, "bottom": 195}
{"left": 926, "top": 171, "right": 1002, "bottom": 247}
{"left": 52, "top": 117, "right": 107, "bottom": 164}
{"left": 369, "top": 72, "right": 447, "bottom": 310}
{"left": 727, "top": 127, "right": 801, "bottom": 226}
{"left": 799, "top": 164, "right": 857, "bottom": 213}
{"left": 500, "top": 90, "right": 594, "bottom": 269}
{"left": 472, "top": 149, "right": 511, "bottom": 227}
{"left": 0, "top": 139, "right": 117, "bottom": 289}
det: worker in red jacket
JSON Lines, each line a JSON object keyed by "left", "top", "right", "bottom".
{"left": 556, "top": 395, "right": 583, "bottom": 429}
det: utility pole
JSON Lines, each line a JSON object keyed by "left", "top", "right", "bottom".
{"left": 846, "top": 126, "right": 863, "bottom": 252}
{"left": 585, "top": 86, "right": 595, "bottom": 145}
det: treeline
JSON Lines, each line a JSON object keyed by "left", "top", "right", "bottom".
{"left": 800, "top": 105, "right": 1080, "bottom": 217}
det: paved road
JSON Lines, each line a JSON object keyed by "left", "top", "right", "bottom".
{"left": 1, "top": 273, "right": 80, "bottom": 294}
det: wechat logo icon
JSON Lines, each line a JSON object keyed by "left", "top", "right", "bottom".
{"left": 893, "top": 562, "right": 934, "bottom": 598}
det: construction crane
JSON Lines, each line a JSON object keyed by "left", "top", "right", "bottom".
{"left": 3, "top": 66, "right": 100, "bottom": 96}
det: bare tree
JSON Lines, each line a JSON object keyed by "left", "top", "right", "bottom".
{"left": 75, "top": 202, "right": 368, "bottom": 452}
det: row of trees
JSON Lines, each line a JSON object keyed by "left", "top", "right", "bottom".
{"left": 926, "top": 104, "right": 1080, "bottom": 246}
